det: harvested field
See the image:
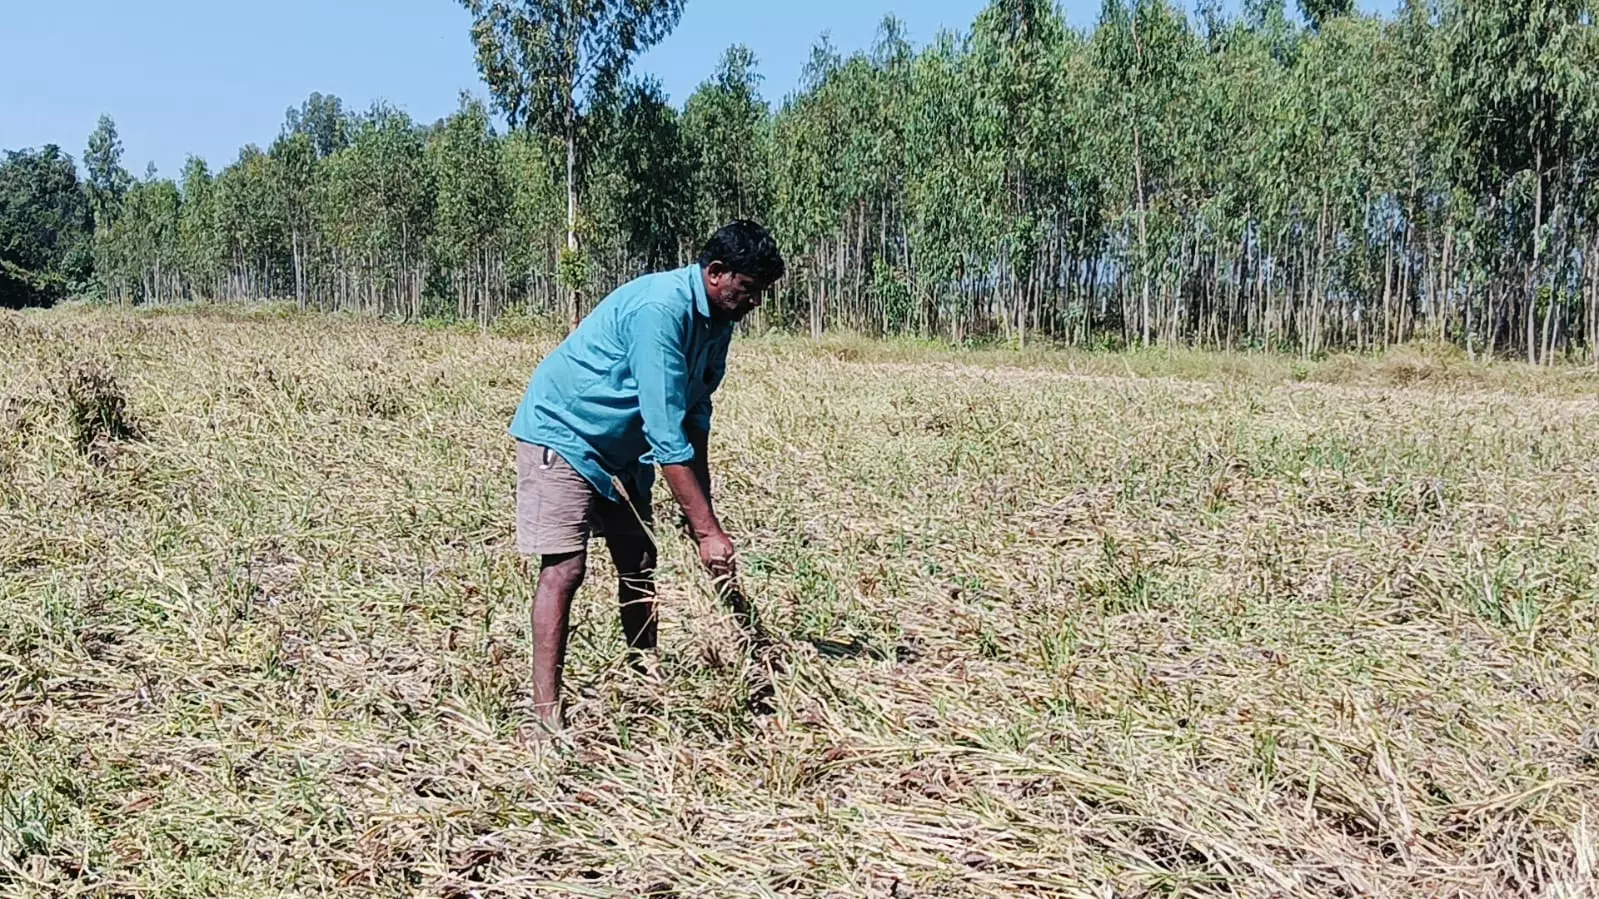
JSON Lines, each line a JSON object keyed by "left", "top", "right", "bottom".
{"left": 2, "top": 306, "right": 1598, "bottom": 897}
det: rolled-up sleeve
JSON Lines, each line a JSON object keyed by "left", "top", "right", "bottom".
{"left": 628, "top": 301, "right": 696, "bottom": 465}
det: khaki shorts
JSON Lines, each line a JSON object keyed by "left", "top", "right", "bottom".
{"left": 515, "top": 442, "right": 652, "bottom": 556}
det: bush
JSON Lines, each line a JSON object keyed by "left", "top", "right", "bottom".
{"left": 58, "top": 360, "right": 138, "bottom": 459}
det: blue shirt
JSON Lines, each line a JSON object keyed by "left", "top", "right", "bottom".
{"left": 509, "top": 263, "right": 733, "bottom": 502}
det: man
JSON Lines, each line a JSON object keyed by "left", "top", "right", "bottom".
{"left": 508, "top": 220, "right": 785, "bottom": 727}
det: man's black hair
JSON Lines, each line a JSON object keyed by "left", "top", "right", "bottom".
{"left": 698, "top": 220, "right": 786, "bottom": 283}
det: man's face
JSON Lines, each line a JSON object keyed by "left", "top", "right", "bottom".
{"left": 704, "top": 262, "right": 773, "bottom": 323}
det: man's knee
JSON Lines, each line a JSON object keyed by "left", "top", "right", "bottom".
{"left": 607, "top": 534, "right": 658, "bottom": 569}
{"left": 607, "top": 538, "right": 656, "bottom": 585}
{"left": 538, "top": 551, "right": 588, "bottom": 593}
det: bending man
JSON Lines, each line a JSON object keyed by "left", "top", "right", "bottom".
{"left": 508, "top": 220, "right": 786, "bottom": 727}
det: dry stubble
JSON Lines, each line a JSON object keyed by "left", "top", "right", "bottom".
{"left": 2, "top": 306, "right": 1597, "bottom": 897}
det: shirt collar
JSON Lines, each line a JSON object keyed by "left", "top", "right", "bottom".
{"left": 688, "top": 262, "right": 711, "bottom": 320}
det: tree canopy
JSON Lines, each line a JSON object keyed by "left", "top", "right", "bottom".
{"left": 3, "top": 0, "right": 1598, "bottom": 362}
{"left": 459, "top": 0, "right": 687, "bottom": 323}
{"left": 0, "top": 146, "right": 93, "bottom": 307}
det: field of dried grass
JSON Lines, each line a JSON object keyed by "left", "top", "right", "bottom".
{"left": 3, "top": 305, "right": 1598, "bottom": 898}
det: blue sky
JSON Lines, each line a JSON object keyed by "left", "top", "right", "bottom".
{"left": 0, "top": 0, "right": 1385, "bottom": 179}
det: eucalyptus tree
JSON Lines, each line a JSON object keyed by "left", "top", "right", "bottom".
{"left": 1439, "top": 0, "right": 1598, "bottom": 363}
{"left": 767, "top": 20, "right": 927, "bottom": 335}
{"left": 769, "top": 37, "right": 846, "bottom": 336}
{"left": 458, "top": 0, "right": 686, "bottom": 323}
{"left": 1278, "top": 14, "right": 1387, "bottom": 355}
{"left": 84, "top": 115, "right": 133, "bottom": 301}
{"left": 1182, "top": 11, "right": 1280, "bottom": 348}
{"left": 501, "top": 130, "right": 568, "bottom": 312}
{"left": 283, "top": 92, "right": 352, "bottom": 158}
{"left": 861, "top": 19, "right": 918, "bottom": 333}
{"left": 53, "top": 0, "right": 1599, "bottom": 357}
{"left": 1092, "top": 0, "right": 1201, "bottom": 346}
{"left": 427, "top": 94, "right": 510, "bottom": 322}
{"left": 113, "top": 173, "right": 183, "bottom": 304}
{"left": 682, "top": 45, "right": 772, "bottom": 239}
{"left": 813, "top": 44, "right": 894, "bottom": 331}
{"left": 1370, "top": 0, "right": 1445, "bottom": 350}
{"left": 84, "top": 115, "right": 131, "bottom": 233}
{"left": 269, "top": 132, "right": 318, "bottom": 309}
{"left": 969, "top": 0, "right": 1073, "bottom": 344}
{"left": 901, "top": 32, "right": 983, "bottom": 339}
{"left": 178, "top": 156, "right": 225, "bottom": 299}
{"left": 587, "top": 78, "right": 694, "bottom": 281}
{"left": 317, "top": 105, "right": 434, "bottom": 317}
{"left": 214, "top": 145, "right": 288, "bottom": 301}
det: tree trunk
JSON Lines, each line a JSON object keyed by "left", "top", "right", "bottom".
{"left": 1590, "top": 236, "right": 1599, "bottom": 371}
{"left": 1540, "top": 200, "right": 1560, "bottom": 364}
{"left": 1529, "top": 150, "right": 1543, "bottom": 365}
{"left": 565, "top": 91, "right": 580, "bottom": 331}
{"left": 1381, "top": 220, "right": 1395, "bottom": 350}
{"left": 292, "top": 226, "right": 306, "bottom": 311}
{"left": 1439, "top": 227, "right": 1454, "bottom": 345}
{"left": 1134, "top": 130, "right": 1150, "bottom": 349}
{"left": 1398, "top": 225, "right": 1413, "bottom": 346}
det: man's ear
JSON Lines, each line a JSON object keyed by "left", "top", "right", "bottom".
{"left": 704, "top": 260, "right": 730, "bottom": 280}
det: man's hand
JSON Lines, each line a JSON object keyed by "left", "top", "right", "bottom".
{"left": 697, "top": 529, "right": 736, "bottom": 577}
{"left": 665, "top": 431, "right": 734, "bottom": 576}
{"left": 662, "top": 461, "right": 731, "bottom": 568}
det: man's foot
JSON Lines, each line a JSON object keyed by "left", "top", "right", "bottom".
{"left": 513, "top": 711, "right": 568, "bottom": 750}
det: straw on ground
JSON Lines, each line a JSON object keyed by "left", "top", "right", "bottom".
{"left": 2, "top": 305, "right": 1597, "bottom": 897}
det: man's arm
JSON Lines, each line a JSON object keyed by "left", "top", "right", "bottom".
{"left": 683, "top": 335, "right": 725, "bottom": 488}
{"left": 660, "top": 460, "right": 733, "bottom": 575}
{"left": 682, "top": 335, "right": 725, "bottom": 517}
{"left": 670, "top": 424, "right": 731, "bottom": 572}
{"left": 686, "top": 425, "right": 713, "bottom": 507}
{"left": 629, "top": 303, "right": 732, "bottom": 573}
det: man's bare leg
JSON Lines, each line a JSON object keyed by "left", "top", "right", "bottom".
{"left": 607, "top": 534, "right": 658, "bottom": 660}
{"left": 531, "top": 550, "right": 586, "bottom": 726}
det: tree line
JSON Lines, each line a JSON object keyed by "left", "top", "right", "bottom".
{"left": 2, "top": 0, "right": 1597, "bottom": 361}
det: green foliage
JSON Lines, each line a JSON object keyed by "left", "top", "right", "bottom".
{"left": 1437, "top": 0, "right": 1599, "bottom": 362}
{"left": 317, "top": 105, "right": 435, "bottom": 316}
{"left": 8, "top": 0, "right": 1599, "bottom": 355}
{"left": 428, "top": 94, "right": 510, "bottom": 321}
{"left": 83, "top": 115, "right": 130, "bottom": 231}
{"left": 557, "top": 246, "right": 590, "bottom": 295}
{"left": 282, "top": 92, "right": 351, "bottom": 158}
{"left": 178, "top": 156, "right": 225, "bottom": 298}
{"left": 103, "top": 174, "right": 183, "bottom": 303}
{"left": 458, "top": 0, "right": 685, "bottom": 135}
{"left": 1298, "top": 0, "right": 1353, "bottom": 31}
{"left": 214, "top": 145, "right": 286, "bottom": 301}
{"left": 458, "top": 0, "right": 687, "bottom": 321}
{"left": 501, "top": 131, "right": 567, "bottom": 309}
{"left": 269, "top": 132, "right": 318, "bottom": 307}
{"left": 587, "top": 78, "right": 695, "bottom": 277}
{"left": 0, "top": 146, "right": 93, "bottom": 307}
{"left": 683, "top": 45, "right": 772, "bottom": 235}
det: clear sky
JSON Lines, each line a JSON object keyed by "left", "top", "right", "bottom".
{"left": 0, "top": 0, "right": 1384, "bottom": 179}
